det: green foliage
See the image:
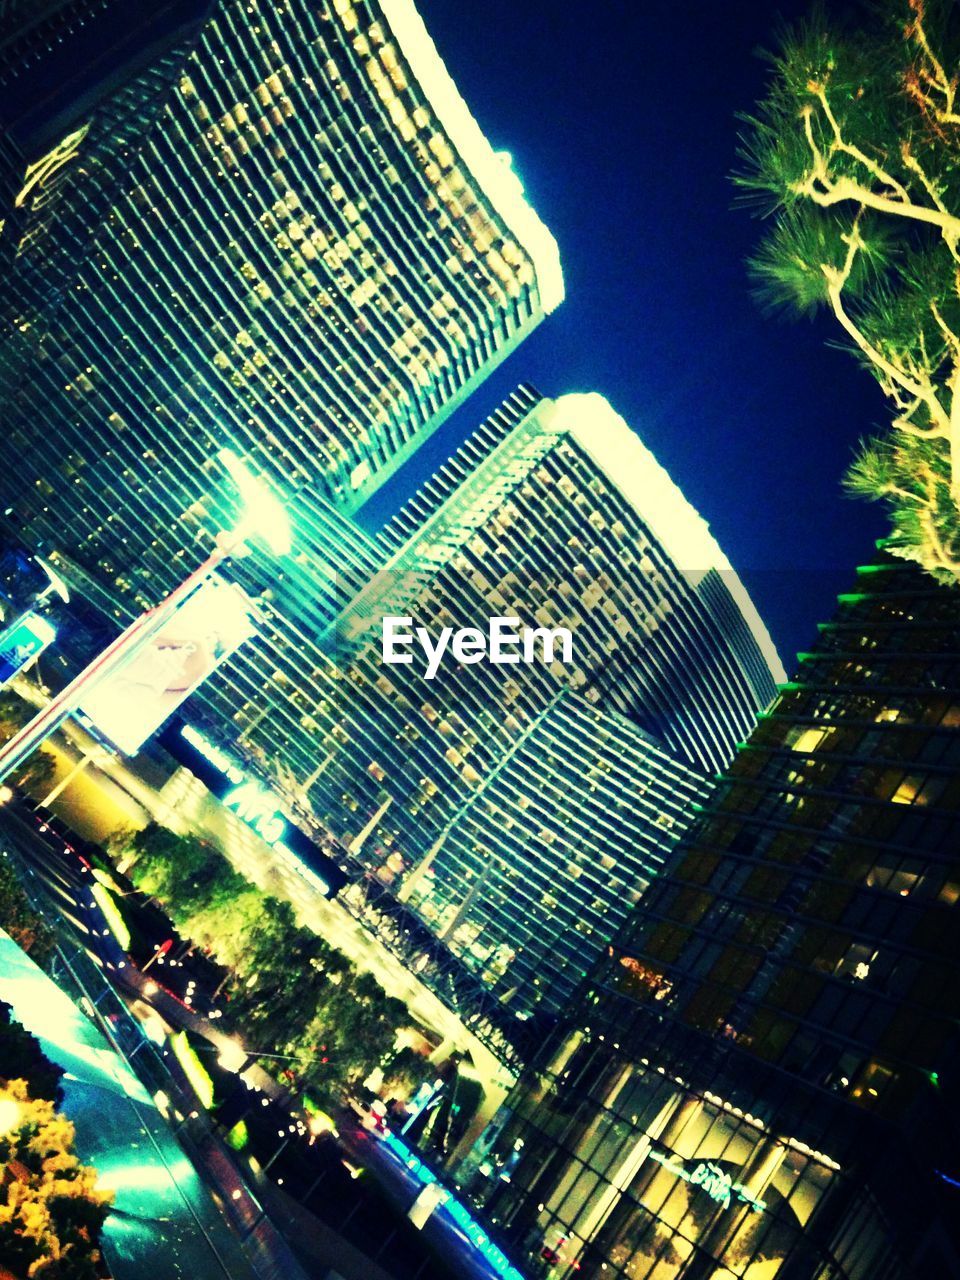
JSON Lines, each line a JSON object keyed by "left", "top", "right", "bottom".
{"left": 748, "top": 207, "right": 893, "bottom": 316}
{"left": 123, "top": 823, "right": 247, "bottom": 923}
{"left": 0, "top": 855, "right": 56, "bottom": 968}
{"left": 738, "top": 0, "right": 960, "bottom": 577}
{"left": 0, "top": 690, "right": 55, "bottom": 791}
{"left": 737, "top": 13, "right": 908, "bottom": 214}
{"left": 0, "top": 1004, "right": 108, "bottom": 1277}
{"left": 0, "top": 1077, "right": 111, "bottom": 1280}
{"left": 110, "top": 822, "right": 410, "bottom": 1103}
{"left": 298, "top": 968, "right": 408, "bottom": 1099}
{"left": 381, "top": 1046, "right": 435, "bottom": 1101}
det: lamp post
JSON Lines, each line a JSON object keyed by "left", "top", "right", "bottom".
{"left": 32, "top": 558, "right": 71, "bottom": 608}
{"left": 0, "top": 450, "right": 289, "bottom": 787}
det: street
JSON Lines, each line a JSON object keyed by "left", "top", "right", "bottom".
{"left": 0, "top": 795, "right": 526, "bottom": 1280}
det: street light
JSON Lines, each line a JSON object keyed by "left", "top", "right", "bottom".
{"left": 215, "top": 1040, "right": 309, "bottom": 1073}
{"left": 0, "top": 1094, "right": 21, "bottom": 1136}
{"left": 217, "top": 450, "right": 290, "bottom": 556}
{"left": 34, "top": 557, "right": 71, "bottom": 606}
{"left": 0, "top": 453, "right": 289, "bottom": 787}
{"left": 217, "top": 1041, "right": 249, "bottom": 1074}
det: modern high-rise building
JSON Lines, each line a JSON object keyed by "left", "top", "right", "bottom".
{"left": 396, "top": 689, "right": 714, "bottom": 1020}
{"left": 472, "top": 554, "right": 960, "bottom": 1278}
{"left": 0, "top": 1, "right": 213, "bottom": 390}
{"left": 0, "top": 0, "right": 562, "bottom": 785}
{"left": 314, "top": 387, "right": 782, "bottom": 1019}
{"left": 0, "top": 0, "right": 782, "bottom": 1065}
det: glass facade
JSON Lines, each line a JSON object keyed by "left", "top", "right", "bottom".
{"left": 0, "top": 1, "right": 211, "bottom": 394}
{"left": 0, "top": 0, "right": 561, "bottom": 790}
{"left": 0, "top": 3, "right": 783, "bottom": 1055}
{"left": 398, "top": 690, "right": 713, "bottom": 1020}
{"left": 472, "top": 555, "right": 960, "bottom": 1276}
{"left": 320, "top": 389, "right": 782, "bottom": 1022}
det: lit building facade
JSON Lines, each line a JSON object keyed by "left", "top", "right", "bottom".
{"left": 0, "top": 0, "right": 561, "bottom": 788}
{"left": 314, "top": 388, "right": 782, "bottom": 1019}
{"left": 473, "top": 555, "right": 960, "bottom": 1277}
{"left": 397, "top": 689, "right": 713, "bottom": 1019}
{"left": 0, "top": 1, "right": 211, "bottom": 393}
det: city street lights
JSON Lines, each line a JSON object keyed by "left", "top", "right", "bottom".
{"left": 0, "top": 1094, "right": 21, "bottom": 1136}
{"left": 216, "top": 1040, "right": 309, "bottom": 1073}
{"left": 33, "top": 558, "right": 71, "bottom": 608}
{"left": 0, "top": 451, "right": 289, "bottom": 787}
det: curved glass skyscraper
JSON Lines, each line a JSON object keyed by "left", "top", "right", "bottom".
{"left": 0, "top": 0, "right": 783, "bottom": 1046}
{"left": 320, "top": 388, "right": 784, "bottom": 1021}
{"left": 0, "top": 0, "right": 562, "bottom": 789}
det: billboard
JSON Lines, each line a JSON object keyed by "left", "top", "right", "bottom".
{"left": 0, "top": 612, "right": 56, "bottom": 689}
{"left": 79, "top": 574, "right": 254, "bottom": 755}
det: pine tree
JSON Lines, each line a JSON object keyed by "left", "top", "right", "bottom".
{"left": 739, "top": 0, "right": 960, "bottom": 578}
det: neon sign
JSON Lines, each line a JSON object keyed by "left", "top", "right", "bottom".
{"left": 167, "top": 722, "right": 343, "bottom": 899}
{"left": 648, "top": 1150, "right": 766, "bottom": 1213}
{"left": 222, "top": 779, "right": 287, "bottom": 845}
{"left": 182, "top": 724, "right": 288, "bottom": 847}
{"left": 382, "top": 1132, "right": 527, "bottom": 1280}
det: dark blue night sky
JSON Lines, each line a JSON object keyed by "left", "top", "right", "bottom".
{"left": 357, "top": 0, "right": 888, "bottom": 669}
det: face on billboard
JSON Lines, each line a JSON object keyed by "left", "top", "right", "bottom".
{"left": 79, "top": 575, "right": 254, "bottom": 755}
{"left": 0, "top": 612, "right": 56, "bottom": 689}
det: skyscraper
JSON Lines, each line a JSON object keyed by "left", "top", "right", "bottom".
{"left": 474, "top": 554, "right": 960, "bottom": 1278}
{"left": 316, "top": 388, "right": 783, "bottom": 1020}
{"left": 397, "top": 689, "right": 714, "bottom": 1020}
{"left": 0, "top": 0, "right": 562, "bottom": 786}
{"left": 0, "top": 1, "right": 212, "bottom": 390}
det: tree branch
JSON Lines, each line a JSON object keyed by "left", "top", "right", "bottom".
{"left": 815, "top": 89, "right": 911, "bottom": 203}
{"left": 930, "top": 300, "right": 960, "bottom": 355}
{"left": 822, "top": 231, "right": 952, "bottom": 433}
{"left": 806, "top": 174, "right": 960, "bottom": 244}
{"left": 908, "top": 2, "right": 960, "bottom": 122}
{"left": 900, "top": 144, "right": 951, "bottom": 216}
{"left": 919, "top": 503, "right": 960, "bottom": 572}
{"left": 795, "top": 103, "right": 960, "bottom": 248}
{"left": 894, "top": 417, "right": 949, "bottom": 439}
{"left": 949, "top": 362, "right": 960, "bottom": 502}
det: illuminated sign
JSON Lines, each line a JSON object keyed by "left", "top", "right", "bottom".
{"left": 690, "top": 1161, "right": 734, "bottom": 1210}
{"left": 15, "top": 124, "right": 90, "bottom": 211}
{"left": 222, "top": 780, "right": 287, "bottom": 846}
{"left": 80, "top": 575, "right": 254, "bottom": 754}
{"left": 649, "top": 1150, "right": 765, "bottom": 1213}
{"left": 166, "top": 722, "right": 347, "bottom": 900}
{"left": 382, "top": 1132, "right": 526, "bottom": 1280}
{"left": 182, "top": 725, "right": 290, "bottom": 849}
{"left": 0, "top": 612, "right": 56, "bottom": 688}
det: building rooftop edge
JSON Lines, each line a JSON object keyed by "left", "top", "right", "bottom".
{"left": 554, "top": 392, "right": 788, "bottom": 685}
{"left": 379, "top": 0, "right": 565, "bottom": 313}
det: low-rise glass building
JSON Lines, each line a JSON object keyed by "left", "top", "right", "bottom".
{"left": 471, "top": 554, "right": 960, "bottom": 1277}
